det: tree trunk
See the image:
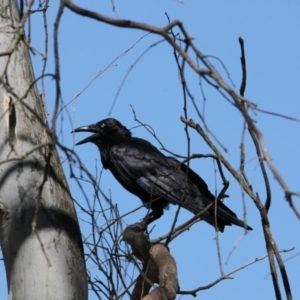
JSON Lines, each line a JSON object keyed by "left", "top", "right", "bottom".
{"left": 0, "top": 1, "right": 87, "bottom": 299}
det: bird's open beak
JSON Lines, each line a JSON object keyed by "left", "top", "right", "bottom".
{"left": 72, "top": 125, "right": 98, "bottom": 145}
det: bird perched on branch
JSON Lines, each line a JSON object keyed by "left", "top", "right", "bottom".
{"left": 73, "top": 118, "right": 252, "bottom": 232}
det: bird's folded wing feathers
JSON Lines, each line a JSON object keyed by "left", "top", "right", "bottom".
{"left": 109, "top": 141, "right": 199, "bottom": 204}
{"left": 136, "top": 175, "right": 192, "bottom": 206}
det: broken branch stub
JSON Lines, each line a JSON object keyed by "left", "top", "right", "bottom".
{"left": 122, "top": 222, "right": 179, "bottom": 300}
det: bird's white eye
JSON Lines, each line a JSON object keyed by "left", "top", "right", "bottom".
{"left": 100, "top": 123, "right": 105, "bottom": 128}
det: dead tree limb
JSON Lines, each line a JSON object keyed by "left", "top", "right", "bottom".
{"left": 123, "top": 223, "right": 179, "bottom": 300}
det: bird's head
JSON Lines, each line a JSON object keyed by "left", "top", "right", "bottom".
{"left": 72, "top": 118, "right": 131, "bottom": 146}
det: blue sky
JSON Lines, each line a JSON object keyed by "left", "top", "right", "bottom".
{"left": 1, "top": 1, "right": 300, "bottom": 299}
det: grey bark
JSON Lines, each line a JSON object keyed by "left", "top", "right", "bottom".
{"left": 0, "top": 1, "right": 87, "bottom": 299}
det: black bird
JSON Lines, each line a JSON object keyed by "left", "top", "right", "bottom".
{"left": 73, "top": 118, "right": 252, "bottom": 232}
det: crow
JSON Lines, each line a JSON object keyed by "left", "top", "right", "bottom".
{"left": 73, "top": 118, "right": 252, "bottom": 232}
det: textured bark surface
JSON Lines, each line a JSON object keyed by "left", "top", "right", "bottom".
{"left": 123, "top": 223, "right": 178, "bottom": 300}
{"left": 0, "top": 1, "right": 87, "bottom": 299}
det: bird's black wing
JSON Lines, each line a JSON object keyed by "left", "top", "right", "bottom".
{"left": 167, "top": 157, "right": 238, "bottom": 217}
{"left": 167, "top": 157, "right": 214, "bottom": 199}
{"left": 166, "top": 157, "right": 253, "bottom": 231}
{"left": 108, "top": 138, "right": 199, "bottom": 207}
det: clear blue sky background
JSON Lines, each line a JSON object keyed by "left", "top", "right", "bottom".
{"left": 1, "top": 1, "right": 300, "bottom": 299}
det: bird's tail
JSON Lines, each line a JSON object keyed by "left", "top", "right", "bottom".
{"left": 184, "top": 195, "right": 252, "bottom": 232}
